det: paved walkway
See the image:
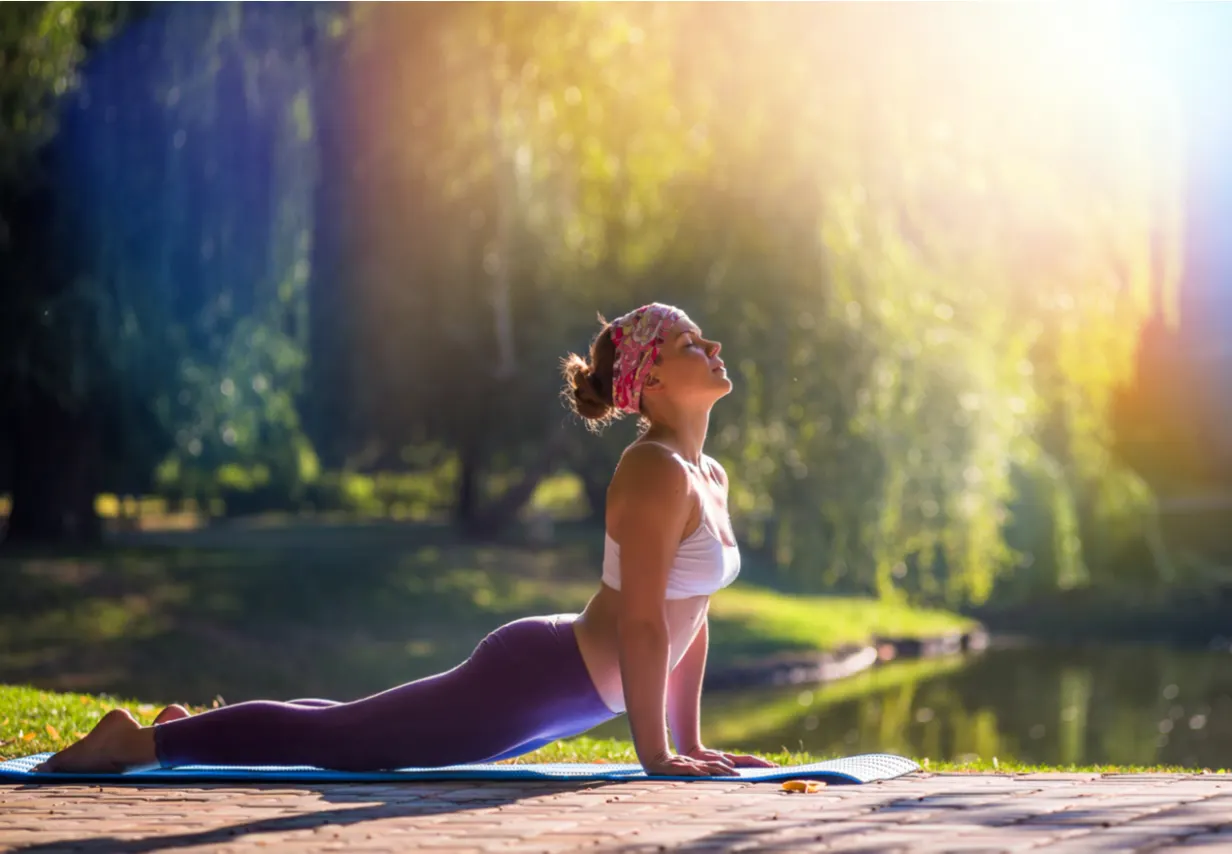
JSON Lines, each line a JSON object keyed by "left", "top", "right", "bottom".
{"left": 1, "top": 772, "right": 1229, "bottom": 853}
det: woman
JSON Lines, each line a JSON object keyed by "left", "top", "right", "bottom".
{"left": 36, "top": 303, "right": 777, "bottom": 778}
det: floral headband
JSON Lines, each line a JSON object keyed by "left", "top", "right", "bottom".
{"left": 609, "top": 303, "right": 687, "bottom": 414}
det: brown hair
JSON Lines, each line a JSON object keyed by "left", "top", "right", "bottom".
{"left": 561, "top": 315, "right": 621, "bottom": 432}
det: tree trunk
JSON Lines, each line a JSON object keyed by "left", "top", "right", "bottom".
{"left": 568, "top": 434, "right": 619, "bottom": 522}
{"left": 303, "top": 11, "right": 350, "bottom": 469}
{"left": 473, "top": 426, "right": 569, "bottom": 536}
{"left": 578, "top": 464, "right": 609, "bottom": 521}
{"left": 3, "top": 385, "right": 102, "bottom": 547}
{"left": 455, "top": 434, "right": 484, "bottom": 535}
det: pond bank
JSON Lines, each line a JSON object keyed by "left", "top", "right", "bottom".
{"left": 705, "top": 625, "right": 991, "bottom": 691}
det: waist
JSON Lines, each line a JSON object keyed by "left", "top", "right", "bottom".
{"left": 573, "top": 585, "right": 710, "bottom": 714}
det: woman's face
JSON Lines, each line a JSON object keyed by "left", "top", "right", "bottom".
{"left": 645, "top": 317, "right": 731, "bottom": 408}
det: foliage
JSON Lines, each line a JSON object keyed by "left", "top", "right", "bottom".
{"left": 0, "top": 2, "right": 124, "bottom": 183}
{"left": 0, "top": 2, "right": 1211, "bottom": 605}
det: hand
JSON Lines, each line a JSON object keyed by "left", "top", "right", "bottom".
{"left": 641, "top": 750, "right": 740, "bottom": 777}
{"left": 684, "top": 745, "right": 779, "bottom": 769}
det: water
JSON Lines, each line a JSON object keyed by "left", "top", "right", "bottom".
{"left": 595, "top": 644, "right": 1232, "bottom": 768}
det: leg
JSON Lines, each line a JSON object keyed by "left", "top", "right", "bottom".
{"left": 151, "top": 615, "right": 617, "bottom": 771}
{"left": 151, "top": 698, "right": 336, "bottom": 726}
{"left": 285, "top": 698, "right": 342, "bottom": 707}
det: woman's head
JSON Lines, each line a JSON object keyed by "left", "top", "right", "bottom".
{"left": 562, "top": 303, "right": 730, "bottom": 431}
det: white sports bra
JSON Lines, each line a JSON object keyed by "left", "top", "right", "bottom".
{"left": 601, "top": 524, "right": 741, "bottom": 599}
{"left": 600, "top": 446, "right": 741, "bottom": 599}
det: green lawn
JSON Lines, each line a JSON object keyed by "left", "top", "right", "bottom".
{"left": 0, "top": 520, "right": 973, "bottom": 707}
{"left": 4, "top": 684, "right": 1225, "bottom": 774}
{"left": 0, "top": 519, "right": 989, "bottom": 768}
{"left": 707, "top": 586, "right": 975, "bottom": 663}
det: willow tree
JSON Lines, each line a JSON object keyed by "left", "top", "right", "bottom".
{"left": 321, "top": 2, "right": 709, "bottom": 530}
{"left": 2, "top": 2, "right": 324, "bottom": 542}
{"left": 579, "top": 3, "right": 1182, "bottom": 604}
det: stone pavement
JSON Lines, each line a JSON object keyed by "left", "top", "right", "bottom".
{"left": 1, "top": 772, "right": 1229, "bottom": 853}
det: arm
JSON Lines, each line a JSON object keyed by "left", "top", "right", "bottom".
{"left": 667, "top": 613, "right": 709, "bottom": 755}
{"left": 607, "top": 446, "right": 734, "bottom": 777}
{"left": 665, "top": 614, "right": 778, "bottom": 770}
{"left": 664, "top": 455, "right": 777, "bottom": 770}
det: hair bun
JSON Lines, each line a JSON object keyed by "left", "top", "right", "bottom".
{"left": 563, "top": 356, "right": 612, "bottom": 422}
{"left": 561, "top": 321, "right": 621, "bottom": 432}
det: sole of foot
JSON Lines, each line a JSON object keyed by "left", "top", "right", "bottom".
{"left": 32, "top": 709, "right": 144, "bottom": 774}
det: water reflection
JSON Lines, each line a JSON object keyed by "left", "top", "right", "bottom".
{"left": 596, "top": 645, "right": 1232, "bottom": 768}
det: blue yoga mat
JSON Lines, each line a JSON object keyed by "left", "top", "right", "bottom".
{"left": 0, "top": 752, "right": 917, "bottom": 785}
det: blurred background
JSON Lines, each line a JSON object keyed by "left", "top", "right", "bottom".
{"left": 1, "top": 1, "right": 1230, "bottom": 769}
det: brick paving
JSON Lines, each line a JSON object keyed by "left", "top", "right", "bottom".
{"left": 1, "top": 772, "right": 1229, "bottom": 853}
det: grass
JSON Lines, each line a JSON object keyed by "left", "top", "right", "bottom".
{"left": 4, "top": 684, "right": 1227, "bottom": 775}
{"left": 707, "top": 586, "right": 976, "bottom": 663}
{"left": 0, "top": 519, "right": 974, "bottom": 707}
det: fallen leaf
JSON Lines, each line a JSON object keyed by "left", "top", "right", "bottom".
{"left": 22, "top": 732, "right": 36, "bottom": 742}
{"left": 80, "top": 696, "right": 91, "bottom": 704}
{"left": 45, "top": 724, "right": 60, "bottom": 740}
{"left": 781, "top": 779, "right": 826, "bottom": 794}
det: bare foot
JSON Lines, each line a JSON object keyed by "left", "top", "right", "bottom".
{"left": 33, "top": 709, "right": 156, "bottom": 774}
{"left": 153, "top": 704, "right": 191, "bottom": 725}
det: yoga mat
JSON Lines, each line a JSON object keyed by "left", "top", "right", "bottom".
{"left": 0, "top": 752, "right": 918, "bottom": 785}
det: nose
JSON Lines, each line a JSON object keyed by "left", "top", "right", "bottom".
{"left": 707, "top": 339, "right": 722, "bottom": 357}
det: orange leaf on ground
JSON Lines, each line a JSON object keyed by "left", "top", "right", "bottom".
{"left": 22, "top": 732, "right": 36, "bottom": 742}
{"left": 45, "top": 724, "right": 60, "bottom": 740}
{"left": 781, "top": 779, "right": 826, "bottom": 793}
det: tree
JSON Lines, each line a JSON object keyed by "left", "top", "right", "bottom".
{"left": 0, "top": 2, "right": 130, "bottom": 545}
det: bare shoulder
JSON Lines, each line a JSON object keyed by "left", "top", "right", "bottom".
{"left": 611, "top": 442, "right": 691, "bottom": 503}
{"left": 606, "top": 443, "right": 696, "bottom": 543}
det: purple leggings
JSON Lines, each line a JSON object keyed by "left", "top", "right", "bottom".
{"left": 153, "top": 614, "right": 619, "bottom": 771}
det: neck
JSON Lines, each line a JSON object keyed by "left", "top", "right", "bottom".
{"left": 643, "top": 408, "right": 711, "bottom": 466}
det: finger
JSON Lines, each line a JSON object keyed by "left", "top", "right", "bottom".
{"left": 731, "top": 754, "right": 778, "bottom": 767}
{"left": 677, "top": 759, "right": 716, "bottom": 776}
{"left": 705, "top": 761, "right": 739, "bottom": 776}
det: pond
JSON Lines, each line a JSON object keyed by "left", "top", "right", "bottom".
{"left": 589, "top": 644, "right": 1232, "bottom": 768}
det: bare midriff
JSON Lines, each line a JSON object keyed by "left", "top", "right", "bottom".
{"left": 571, "top": 582, "right": 710, "bottom": 714}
